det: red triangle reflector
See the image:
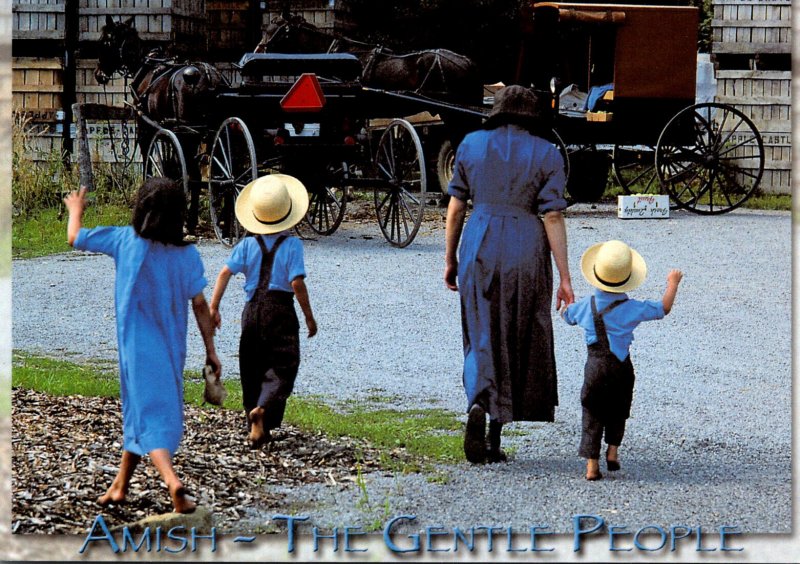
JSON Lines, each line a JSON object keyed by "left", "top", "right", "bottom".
{"left": 280, "top": 73, "right": 326, "bottom": 112}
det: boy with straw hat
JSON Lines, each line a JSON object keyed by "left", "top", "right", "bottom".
{"left": 210, "top": 174, "right": 318, "bottom": 448}
{"left": 562, "top": 240, "right": 682, "bottom": 480}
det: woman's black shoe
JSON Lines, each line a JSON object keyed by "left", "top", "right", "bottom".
{"left": 486, "top": 448, "right": 508, "bottom": 463}
{"left": 464, "top": 404, "right": 487, "bottom": 463}
{"left": 606, "top": 456, "right": 621, "bottom": 472}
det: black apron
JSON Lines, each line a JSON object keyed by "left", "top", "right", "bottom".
{"left": 580, "top": 296, "right": 635, "bottom": 422}
{"left": 238, "top": 235, "right": 300, "bottom": 429}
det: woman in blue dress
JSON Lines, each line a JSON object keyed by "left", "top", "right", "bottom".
{"left": 65, "top": 179, "right": 221, "bottom": 513}
{"left": 444, "top": 85, "right": 574, "bottom": 464}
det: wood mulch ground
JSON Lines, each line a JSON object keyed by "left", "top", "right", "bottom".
{"left": 11, "top": 388, "right": 391, "bottom": 534}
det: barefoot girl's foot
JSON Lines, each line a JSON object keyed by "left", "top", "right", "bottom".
{"left": 169, "top": 485, "right": 197, "bottom": 514}
{"left": 97, "top": 485, "right": 127, "bottom": 506}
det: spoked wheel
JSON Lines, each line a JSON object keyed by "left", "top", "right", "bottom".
{"left": 655, "top": 103, "right": 764, "bottom": 214}
{"left": 209, "top": 117, "right": 257, "bottom": 246}
{"left": 373, "top": 119, "right": 427, "bottom": 248}
{"left": 305, "top": 161, "right": 349, "bottom": 235}
{"left": 144, "top": 129, "right": 189, "bottom": 198}
{"left": 612, "top": 145, "right": 661, "bottom": 195}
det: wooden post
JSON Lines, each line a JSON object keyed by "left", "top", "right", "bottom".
{"left": 72, "top": 103, "right": 94, "bottom": 191}
{"left": 62, "top": 0, "right": 79, "bottom": 157}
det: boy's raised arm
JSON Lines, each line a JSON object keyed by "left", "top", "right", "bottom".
{"left": 662, "top": 269, "right": 683, "bottom": 315}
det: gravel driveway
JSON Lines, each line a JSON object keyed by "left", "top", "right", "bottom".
{"left": 11, "top": 204, "right": 792, "bottom": 536}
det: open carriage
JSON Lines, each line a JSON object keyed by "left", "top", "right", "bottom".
{"left": 517, "top": 2, "right": 765, "bottom": 214}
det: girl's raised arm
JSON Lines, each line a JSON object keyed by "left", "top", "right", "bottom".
{"left": 64, "top": 187, "right": 89, "bottom": 246}
{"left": 191, "top": 293, "right": 221, "bottom": 377}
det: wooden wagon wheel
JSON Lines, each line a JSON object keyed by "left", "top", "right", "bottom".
{"left": 144, "top": 129, "right": 189, "bottom": 198}
{"left": 612, "top": 145, "right": 660, "bottom": 195}
{"left": 655, "top": 103, "right": 764, "bottom": 215}
{"left": 208, "top": 117, "right": 257, "bottom": 247}
{"left": 373, "top": 119, "right": 427, "bottom": 248}
{"left": 305, "top": 160, "right": 349, "bottom": 236}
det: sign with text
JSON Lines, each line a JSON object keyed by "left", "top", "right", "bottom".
{"left": 617, "top": 195, "right": 670, "bottom": 219}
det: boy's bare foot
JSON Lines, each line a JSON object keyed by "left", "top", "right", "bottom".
{"left": 248, "top": 406, "right": 267, "bottom": 448}
{"left": 97, "top": 484, "right": 127, "bottom": 506}
{"left": 169, "top": 484, "right": 197, "bottom": 514}
{"left": 586, "top": 459, "right": 603, "bottom": 481}
{"left": 606, "top": 445, "right": 621, "bottom": 471}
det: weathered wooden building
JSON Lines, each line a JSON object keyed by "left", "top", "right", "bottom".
{"left": 711, "top": 0, "right": 791, "bottom": 194}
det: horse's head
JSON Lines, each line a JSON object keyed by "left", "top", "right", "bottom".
{"left": 95, "top": 15, "right": 142, "bottom": 84}
{"left": 254, "top": 14, "right": 332, "bottom": 53}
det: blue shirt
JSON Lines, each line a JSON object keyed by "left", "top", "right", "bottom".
{"left": 562, "top": 289, "right": 665, "bottom": 362}
{"left": 226, "top": 232, "right": 306, "bottom": 302}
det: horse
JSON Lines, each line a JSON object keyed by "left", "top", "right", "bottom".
{"left": 255, "top": 14, "right": 483, "bottom": 107}
{"left": 95, "top": 16, "right": 227, "bottom": 134}
{"left": 94, "top": 16, "right": 228, "bottom": 232}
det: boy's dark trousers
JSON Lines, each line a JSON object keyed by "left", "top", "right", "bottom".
{"left": 578, "top": 297, "right": 635, "bottom": 459}
{"left": 239, "top": 235, "right": 300, "bottom": 431}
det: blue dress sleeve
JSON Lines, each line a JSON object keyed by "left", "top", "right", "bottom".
{"left": 537, "top": 144, "right": 568, "bottom": 213}
{"left": 73, "top": 226, "right": 124, "bottom": 257}
{"left": 447, "top": 139, "right": 470, "bottom": 202}
{"left": 184, "top": 246, "right": 207, "bottom": 300}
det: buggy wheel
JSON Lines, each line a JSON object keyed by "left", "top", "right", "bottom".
{"left": 209, "top": 117, "right": 257, "bottom": 246}
{"left": 655, "top": 103, "right": 764, "bottom": 214}
{"left": 373, "top": 119, "right": 427, "bottom": 248}
{"left": 612, "top": 145, "right": 662, "bottom": 195}
{"left": 305, "top": 161, "right": 349, "bottom": 236}
{"left": 435, "top": 139, "right": 455, "bottom": 195}
{"left": 144, "top": 129, "right": 189, "bottom": 198}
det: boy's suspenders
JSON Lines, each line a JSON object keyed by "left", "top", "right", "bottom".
{"left": 590, "top": 296, "right": 628, "bottom": 350}
{"left": 253, "top": 235, "right": 287, "bottom": 296}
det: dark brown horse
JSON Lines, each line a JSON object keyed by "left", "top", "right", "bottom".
{"left": 94, "top": 16, "right": 228, "bottom": 231}
{"left": 255, "top": 15, "right": 483, "bottom": 106}
{"left": 95, "top": 16, "right": 227, "bottom": 131}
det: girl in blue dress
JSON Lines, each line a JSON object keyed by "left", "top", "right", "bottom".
{"left": 64, "top": 179, "right": 221, "bottom": 513}
{"left": 444, "top": 85, "right": 574, "bottom": 464}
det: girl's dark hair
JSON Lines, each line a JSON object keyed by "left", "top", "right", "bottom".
{"left": 132, "top": 177, "right": 190, "bottom": 246}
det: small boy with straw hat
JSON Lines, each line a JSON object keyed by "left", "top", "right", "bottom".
{"left": 562, "top": 240, "right": 682, "bottom": 480}
{"left": 210, "top": 174, "right": 318, "bottom": 448}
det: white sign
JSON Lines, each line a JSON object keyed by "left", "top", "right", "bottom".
{"left": 618, "top": 195, "right": 670, "bottom": 219}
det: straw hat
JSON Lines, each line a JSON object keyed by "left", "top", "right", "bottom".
{"left": 235, "top": 173, "right": 308, "bottom": 234}
{"left": 580, "top": 240, "right": 647, "bottom": 293}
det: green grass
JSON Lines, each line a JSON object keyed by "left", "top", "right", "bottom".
{"left": 12, "top": 204, "right": 132, "bottom": 259}
{"left": 12, "top": 351, "right": 466, "bottom": 469}
{"left": 742, "top": 193, "right": 792, "bottom": 211}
